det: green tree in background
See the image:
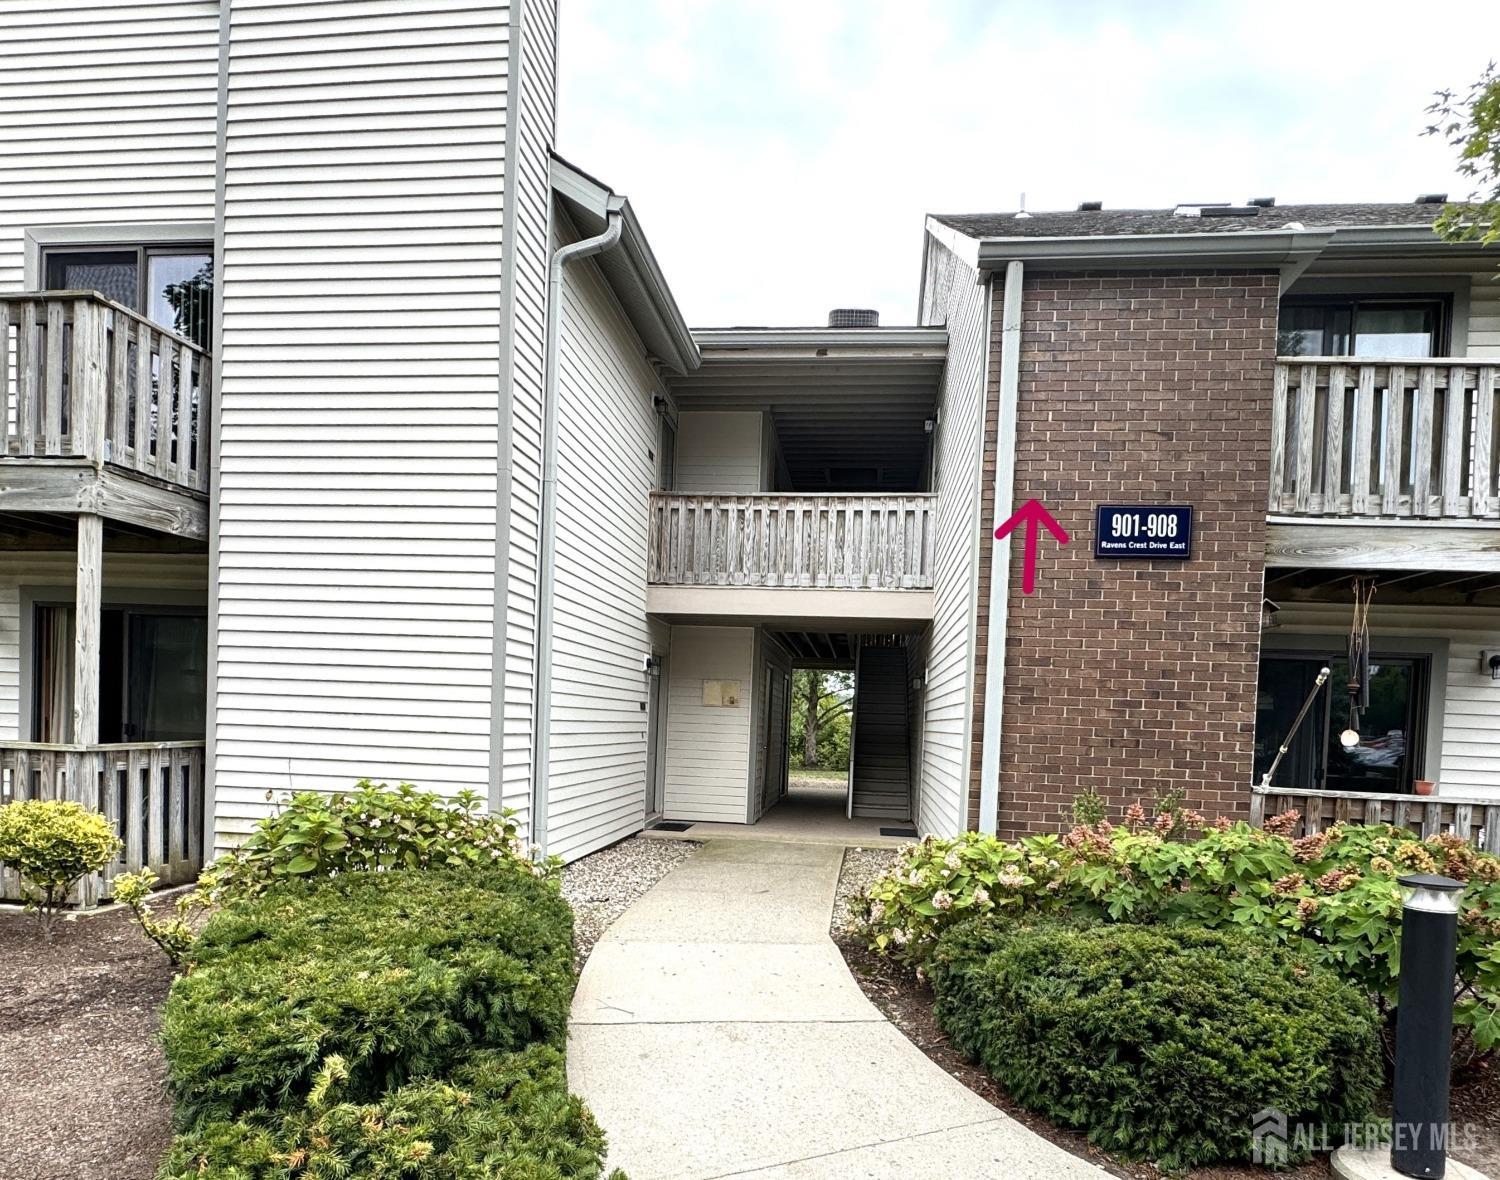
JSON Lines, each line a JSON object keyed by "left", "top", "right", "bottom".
{"left": 1427, "top": 62, "right": 1500, "bottom": 249}
{"left": 789, "top": 669, "right": 853, "bottom": 771}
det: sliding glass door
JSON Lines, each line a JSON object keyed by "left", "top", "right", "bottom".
{"left": 1253, "top": 653, "right": 1427, "bottom": 794}
{"left": 32, "top": 605, "right": 206, "bottom": 743}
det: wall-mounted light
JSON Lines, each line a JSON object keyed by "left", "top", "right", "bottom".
{"left": 923, "top": 416, "right": 937, "bottom": 435}
{"left": 1482, "top": 651, "right": 1500, "bottom": 681}
{"left": 1261, "top": 598, "right": 1280, "bottom": 631}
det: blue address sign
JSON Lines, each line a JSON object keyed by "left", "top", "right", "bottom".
{"left": 1094, "top": 504, "right": 1193, "bottom": 559}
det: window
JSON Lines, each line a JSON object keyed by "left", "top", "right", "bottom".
{"left": 1253, "top": 653, "right": 1428, "bottom": 793}
{"left": 43, "top": 243, "right": 213, "bottom": 350}
{"left": 1277, "top": 296, "right": 1447, "bottom": 358}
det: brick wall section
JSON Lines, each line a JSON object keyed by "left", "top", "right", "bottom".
{"left": 968, "top": 270, "right": 1278, "bottom": 837}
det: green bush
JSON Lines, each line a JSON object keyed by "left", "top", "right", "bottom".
{"left": 158, "top": 1045, "right": 614, "bottom": 1180}
{"left": 203, "top": 782, "right": 557, "bottom": 903}
{"left": 163, "top": 866, "right": 575, "bottom": 1129}
{"left": 0, "top": 799, "right": 120, "bottom": 932}
{"left": 857, "top": 819, "right": 1500, "bottom": 1059}
{"left": 930, "top": 917, "right": 1382, "bottom": 1169}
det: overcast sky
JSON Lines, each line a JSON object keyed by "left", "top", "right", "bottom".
{"left": 556, "top": 1, "right": 1500, "bottom": 328}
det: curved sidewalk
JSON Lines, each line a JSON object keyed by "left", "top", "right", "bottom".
{"left": 567, "top": 838, "right": 1107, "bottom": 1179}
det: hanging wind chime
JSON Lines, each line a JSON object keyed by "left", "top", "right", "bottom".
{"left": 1341, "top": 577, "right": 1375, "bottom": 750}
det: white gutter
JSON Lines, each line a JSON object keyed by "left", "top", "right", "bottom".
{"left": 529, "top": 206, "right": 625, "bottom": 853}
{"left": 977, "top": 260, "right": 1023, "bottom": 835}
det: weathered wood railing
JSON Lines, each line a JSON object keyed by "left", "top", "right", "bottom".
{"left": 0, "top": 740, "right": 207, "bottom": 904}
{"left": 648, "top": 492, "right": 937, "bottom": 589}
{"left": 1269, "top": 358, "right": 1500, "bottom": 520}
{"left": 1, "top": 292, "right": 211, "bottom": 494}
{"left": 1251, "top": 784, "right": 1500, "bottom": 853}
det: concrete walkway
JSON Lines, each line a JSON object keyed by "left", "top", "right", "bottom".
{"left": 567, "top": 839, "right": 1107, "bottom": 1179}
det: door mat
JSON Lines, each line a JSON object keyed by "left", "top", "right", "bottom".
{"left": 880, "top": 826, "right": 919, "bottom": 838}
{"left": 650, "top": 821, "right": 695, "bottom": 832}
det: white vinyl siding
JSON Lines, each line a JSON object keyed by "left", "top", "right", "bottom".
{"left": 915, "top": 234, "right": 989, "bottom": 836}
{"left": 212, "top": 1, "right": 510, "bottom": 845}
{"left": 0, "top": 0, "right": 218, "bottom": 288}
{"left": 545, "top": 210, "right": 662, "bottom": 862}
{"left": 673, "top": 411, "right": 764, "bottom": 493}
{"left": 1470, "top": 273, "right": 1500, "bottom": 358}
{"left": 0, "top": 552, "right": 209, "bottom": 741}
{"left": 662, "top": 625, "right": 754, "bottom": 822}
{"left": 1272, "top": 602, "right": 1500, "bottom": 800}
{"left": 499, "top": 0, "right": 558, "bottom": 833}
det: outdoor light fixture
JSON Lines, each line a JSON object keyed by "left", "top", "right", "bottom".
{"left": 1339, "top": 727, "right": 1361, "bottom": 749}
{"left": 1260, "top": 597, "right": 1280, "bottom": 631}
{"left": 923, "top": 416, "right": 937, "bottom": 434}
{"left": 1390, "top": 872, "right": 1465, "bottom": 1179}
{"left": 1482, "top": 651, "right": 1500, "bottom": 681}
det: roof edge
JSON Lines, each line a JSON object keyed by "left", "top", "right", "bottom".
{"left": 692, "top": 326, "right": 948, "bottom": 351}
{"left": 549, "top": 154, "right": 701, "bottom": 373}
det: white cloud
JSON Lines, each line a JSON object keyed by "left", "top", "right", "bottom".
{"left": 557, "top": 0, "right": 1500, "bottom": 326}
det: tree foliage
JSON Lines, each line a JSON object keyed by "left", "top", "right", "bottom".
{"left": 1428, "top": 62, "right": 1500, "bottom": 249}
{"left": 789, "top": 669, "right": 852, "bottom": 771}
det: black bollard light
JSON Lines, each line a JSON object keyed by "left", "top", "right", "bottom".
{"left": 1391, "top": 872, "right": 1466, "bottom": 1179}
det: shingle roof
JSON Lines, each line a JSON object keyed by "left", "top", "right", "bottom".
{"left": 929, "top": 202, "right": 1447, "bottom": 239}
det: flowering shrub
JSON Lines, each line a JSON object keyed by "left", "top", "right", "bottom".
{"left": 0, "top": 799, "right": 120, "bottom": 934}
{"left": 857, "top": 814, "right": 1500, "bottom": 1059}
{"left": 204, "top": 780, "right": 558, "bottom": 902}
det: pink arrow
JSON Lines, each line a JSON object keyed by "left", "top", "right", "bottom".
{"left": 994, "top": 499, "right": 1070, "bottom": 595}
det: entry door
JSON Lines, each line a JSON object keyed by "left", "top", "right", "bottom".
{"left": 761, "top": 667, "right": 789, "bottom": 814}
{"left": 644, "top": 653, "right": 667, "bottom": 819}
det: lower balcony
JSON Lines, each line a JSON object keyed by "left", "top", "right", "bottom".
{"left": 0, "top": 740, "right": 207, "bottom": 903}
{"left": 1251, "top": 783, "right": 1500, "bottom": 853}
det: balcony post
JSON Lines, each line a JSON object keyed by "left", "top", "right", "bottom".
{"left": 71, "top": 512, "right": 102, "bottom": 747}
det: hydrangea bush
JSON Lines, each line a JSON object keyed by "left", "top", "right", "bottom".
{"left": 203, "top": 780, "right": 559, "bottom": 902}
{"left": 856, "top": 811, "right": 1500, "bottom": 1061}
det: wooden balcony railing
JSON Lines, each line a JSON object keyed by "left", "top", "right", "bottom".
{"left": 1270, "top": 358, "right": 1500, "bottom": 521}
{"left": 648, "top": 492, "right": 937, "bottom": 589}
{"left": 0, "top": 740, "right": 207, "bottom": 904}
{"left": 1250, "top": 783, "right": 1500, "bottom": 853}
{"left": 1, "top": 292, "right": 211, "bottom": 494}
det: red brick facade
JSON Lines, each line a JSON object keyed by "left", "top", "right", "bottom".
{"left": 969, "top": 270, "right": 1279, "bottom": 837}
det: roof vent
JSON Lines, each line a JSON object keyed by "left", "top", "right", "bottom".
{"left": 1199, "top": 205, "right": 1261, "bottom": 218}
{"left": 1416, "top": 192, "right": 1448, "bottom": 204}
{"left": 1248, "top": 196, "right": 1276, "bottom": 208}
{"left": 828, "top": 308, "right": 879, "bottom": 329}
{"left": 1077, "top": 200, "right": 1103, "bottom": 212}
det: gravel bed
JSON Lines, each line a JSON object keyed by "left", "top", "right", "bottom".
{"left": 562, "top": 835, "right": 700, "bottom": 964}
{"left": 830, "top": 845, "right": 903, "bottom": 938}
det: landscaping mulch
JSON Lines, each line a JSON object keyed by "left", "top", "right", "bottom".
{"left": 831, "top": 847, "right": 1500, "bottom": 1180}
{"left": 561, "top": 833, "right": 700, "bottom": 965}
{"left": 0, "top": 905, "right": 175, "bottom": 1180}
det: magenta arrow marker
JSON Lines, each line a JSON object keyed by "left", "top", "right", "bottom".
{"left": 994, "top": 499, "right": 1070, "bottom": 595}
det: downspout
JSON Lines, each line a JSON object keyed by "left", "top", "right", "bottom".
{"left": 977, "top": 260, "right": 1023, "bottom": 835}
{"left": 529, "top": 206, "right": 624, "bottom": 854}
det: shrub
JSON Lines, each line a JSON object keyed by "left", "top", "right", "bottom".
{"left": 113, "top": 868, "right": 209, "bottom": 968}
{"left": 858, "top": 819, "right": 1500, "bottom": 1061}
{"left": 203, "top": 782, "right": 558, "bottom": 903}
{"left": 0, "top": 799, "right": 120, "bottom": 933}
{"left": 930, "top": 917, "right": 1382, "bottom": 1169}
{"left": 158, "top": 1045, "right": 616, "bottom": 1180}
{"left": 163, "top": 865, "right": 575, "bottom": 1129}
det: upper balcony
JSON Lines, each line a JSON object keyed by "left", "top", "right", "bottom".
{"left": 648, "top": 320, "right": 946, "bottom": 623}
{"left": 1, "top": 292, "right": 210, "bottom": 538}
{"left": 1269, "top": 357, "right": 1498, "bottom": 522}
